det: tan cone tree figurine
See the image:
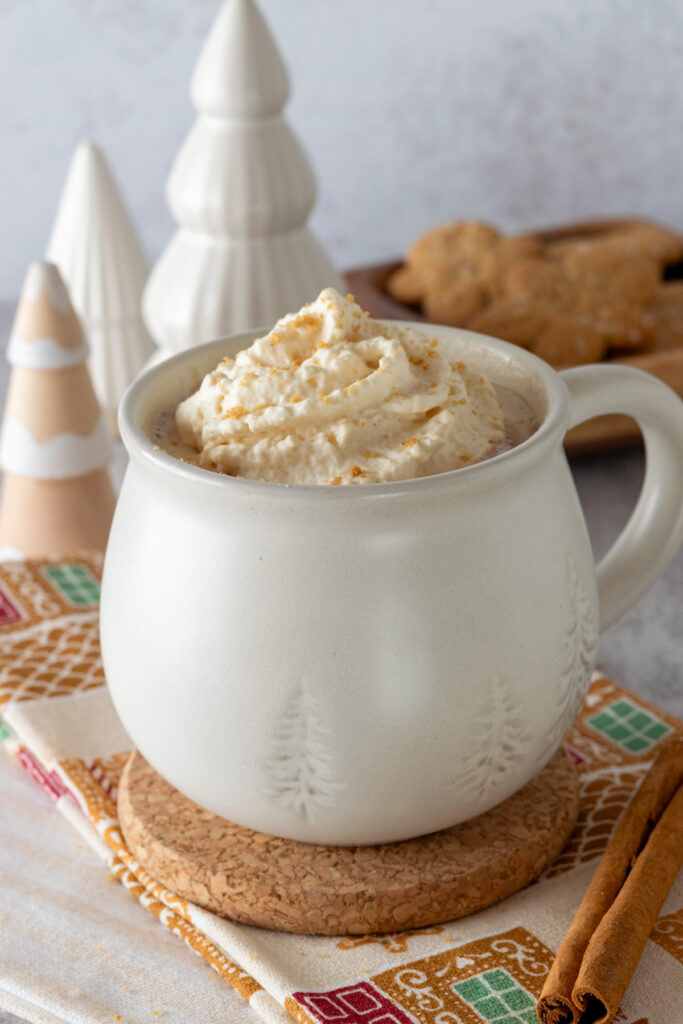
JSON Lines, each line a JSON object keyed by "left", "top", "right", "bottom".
{"left": 0, "top": 261, "right": 115, "bottom": 559}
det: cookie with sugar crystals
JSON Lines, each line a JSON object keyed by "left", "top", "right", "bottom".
{"left": 468, "top": 250, "right": 660, "bottom": 365}
{"left": 388, "top": 221, "right": 499, "bottom": 311}
{"left": 561, "top": 248, "right": 661, "bottom": 310}
{"left": 549, "top": 223, "right": 683, "bottom": 267}
{"left": 389, "top": 220, "right": 680, "bottom": 366}
{"left": 530, "top": 318, "right": 608, "bottom": 367}
{"left": 387, "top": 221, "right": 542, "bottom": 325}
{"left": 467, "top": 295, "right": 549, "bottom": 349}
{"left": 469, "top": 294, "right": 609, "bottom": 367}
{"left": 422, "top": 278, "right": 488, "bottom": 325}
{"left": 651, "top": 281, "right": 683, "bottom": 351}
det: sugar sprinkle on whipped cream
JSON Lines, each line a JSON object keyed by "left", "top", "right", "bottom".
{"left": 175, "top": 289, "right": 506, "bottom": 485}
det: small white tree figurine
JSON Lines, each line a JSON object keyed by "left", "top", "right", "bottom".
{"left": 143, "top": 0, "right": 344, "bottom": 359}
{"left": 0, "top": 262, "right": 115, "bottom": 559}
{"left": 47, "top": 142, "right": 154, "bottom": 431}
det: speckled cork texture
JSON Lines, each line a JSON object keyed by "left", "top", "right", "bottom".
{"left": 118, "top": 748, "right": 579, "bottom": 936}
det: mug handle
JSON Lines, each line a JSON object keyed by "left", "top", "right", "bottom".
{"left": 562, "top": 364, "right": 683, "bottom": 632}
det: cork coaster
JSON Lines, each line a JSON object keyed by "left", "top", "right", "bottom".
{"left": 118, "top": 748, "right": 579, "bottom": 936}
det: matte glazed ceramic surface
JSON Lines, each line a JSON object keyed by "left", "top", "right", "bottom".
{"left": 47, "top": 142, "right": 154, "bottom": 423}
{"left": 0, "top": 262, "right": 115, "bottom": 558}
{"left": 142, "top": 0, "right": 344, "bottom": 356}
{"left": 101, "top": 326, "right": 683, "bottom": 845}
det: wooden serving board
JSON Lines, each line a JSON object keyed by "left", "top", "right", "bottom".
{"left": 346, "top": 219, "right": 683, "bottom": 457}
{"left": 118, "top": 748, "right": 579, "bottom": 936}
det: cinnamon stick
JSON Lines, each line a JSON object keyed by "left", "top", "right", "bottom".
{"left": 537, "top": 736, "right": 683, "bottom": 1024}
{"left": 573, "top": 783, "right": 683, "bottom": 1022}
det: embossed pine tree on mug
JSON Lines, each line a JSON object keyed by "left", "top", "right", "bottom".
{"left": 457, "top": 675, "right": 530, "bottom": 806}
{"left": 264, "top": 681, "right": 343, "bottom": 824}
{"left": 534, "top": 556, "right": 598, "bottom": 771}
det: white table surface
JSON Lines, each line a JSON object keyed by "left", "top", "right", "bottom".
{"left": 0, "top": 299, "right": 681, "bottom": 1024}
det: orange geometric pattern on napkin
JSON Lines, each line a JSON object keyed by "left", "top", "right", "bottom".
{"left": 541, "top": 764, "right": 650, "bottom": 880}
{"left": 337, "top": 926, "right": 445, "bottom": 955}
{"left": 110, "top": 857, "right": 261, "bottom": 1000}
{"left": 52, "top": 752, "right": 264, "bottom": 1002}
{"left": 53, "top": 763, "right": 193, "bottom": 926}
{"left": 0, "top": 614, "right": 104, "bottom": 708}
{"left": 537, "top": 676, "right": 683, "bottom": 880}
{"left": 103, "top": 821, "right": 191, "bottom": 920}
{"left": 651, "top": 909, "right": 683, "bottom": 965}
{"left": 1, "top": 556, "right": 681, "bottom": 1024}
{"left": 88, "top": 751, "right": 130, "bottom": 795}
{"left": 567, "top": 675, "right": 680, "bottom": 771}
{"left": 55, "top": 760, "right": 264, "bottom": 1002}
{"left": 59, "top": 756, "right": 118, "bottom": 826}
{"left": 0, "top": 554, "right": 104, "bottom": 711}
{"left": 0, "top": 555, "right": 266, "bottom": 1010}
{"left": 0, "top": 553, "right": 103, "bottom": 631}
{"left": 370, "top": 925, "right": 553, "bottom": 1024}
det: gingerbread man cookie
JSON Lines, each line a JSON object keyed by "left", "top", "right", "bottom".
{"left": 387, "top": 221, "right": 541, "bottom": 325}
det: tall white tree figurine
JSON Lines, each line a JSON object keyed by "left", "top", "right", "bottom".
{"left": 47, "top": 142, "right": 154, "bottom": 432}
{"left": 143, "top": 0, "right": 345, "bottom": 360}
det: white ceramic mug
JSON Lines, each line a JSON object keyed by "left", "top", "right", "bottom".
{"left": 101, "top": 326, "right": 683, "bottom": 845}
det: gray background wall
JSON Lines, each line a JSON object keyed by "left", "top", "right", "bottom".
{"left": 2, "top": 0, "right": 683, "bottom": 300}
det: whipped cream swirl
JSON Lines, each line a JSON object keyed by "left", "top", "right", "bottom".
{"left": 175, "top": 289, "right": 506, "bottom": 484}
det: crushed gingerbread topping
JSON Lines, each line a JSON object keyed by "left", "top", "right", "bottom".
{"left": 173, "top": 288, "right": 512, "bottom": 485}
{"left": 270, "top": 312, "right": 318, "bottom": 343}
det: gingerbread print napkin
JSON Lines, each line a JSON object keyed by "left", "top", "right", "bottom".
{"left": 1, "top": 555, "right": 681, "bottom": 1024}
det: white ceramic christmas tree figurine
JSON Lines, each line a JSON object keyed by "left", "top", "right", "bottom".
{"left": 143, "top": 0, "right": 344, "bottom": 359}
{"left": 47, "top": 141, "right": 154, "bottom": 430}
{"left": 0, "top": 262, "right": 116, "bottom": 559}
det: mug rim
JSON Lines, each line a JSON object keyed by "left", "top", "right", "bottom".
{"left": 120, "top": 323, "right": 571, "bottom": 499}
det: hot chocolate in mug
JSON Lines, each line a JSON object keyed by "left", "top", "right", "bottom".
{"left": 101, "top": 326, "right": 683, "bottom": 845}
